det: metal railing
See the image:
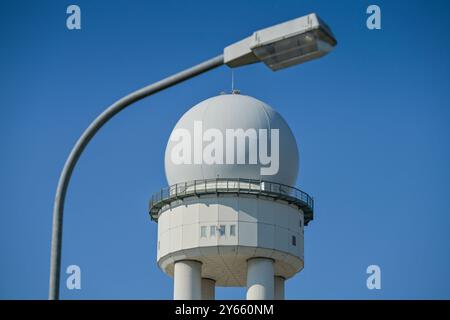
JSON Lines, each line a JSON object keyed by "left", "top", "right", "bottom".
{"left": 149, "top": 178, "right": 314, "bottom": 225}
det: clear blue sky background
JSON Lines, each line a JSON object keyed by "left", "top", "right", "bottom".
{"left": 1, "top": 0, "right": 450, "bottom": 299}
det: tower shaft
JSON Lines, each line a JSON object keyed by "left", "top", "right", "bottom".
{"left": 173, "top": 260, "right": 202, "bottom": 300}
{"left": 201, "top": 278, "right": 216, "bottom": 300}
{"left": 246, "top": 258, "right": 275, "bottom": 300}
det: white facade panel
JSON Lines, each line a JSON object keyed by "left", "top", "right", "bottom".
{"left": 238, "top": 197, "right": 257, "bottom": 223}
{"left": 159, "top": 230, "right": 170, "bottom": 259}
{"left": 257, "top": 222, "right": 275, "bottom": 249}
{"left": 274, "top": 205, "right": 289, "bottom": 230}
{"left": 182, "top": 203, "right": 199, "bottom": 226}
{"left": 169, "top": 210, "right": 182, "bottom": 229}
{"left": 287, "top": 209, "right": 300, "bottom": 233}
{"left": 182, "top": 223, "right": 199, "bottom": 250}
{"left": 198, "top": 201, "right": 218, "bottom": 223}
{"left": 298, "top": 233, "right": 304, "bottom": 259}
{"left": 257, "top": 199, "right": 275, "bottom": 225}
{"left": 218, "top": 197, "right": 238, "bottom": 222}
{"left": 274, "top": 225, "right": 289, "bottom": 253}
{"left": 238, "top": 221, "right": 257, "bottom": 247}
{"left": 170, "top": 226, "right": 182, "bottom": 252}
{"left": 158, "top": 212, "right": 170, "bottom": 235}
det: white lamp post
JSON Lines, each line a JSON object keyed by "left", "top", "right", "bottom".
{"left": 49, "top": 13, "right": 336, "bottom": 300}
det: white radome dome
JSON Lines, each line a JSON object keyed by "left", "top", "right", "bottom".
{"left": 164, "top": 94, "right": 299, "bottom": 186}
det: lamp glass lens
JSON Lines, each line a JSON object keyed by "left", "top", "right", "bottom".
{"left": 252, "top": 29, "right": 336, "bottom": 71}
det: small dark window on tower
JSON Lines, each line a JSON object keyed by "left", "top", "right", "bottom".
{"left": 292, "top": 235, "right": 297, "bottom": 246}
{"left": 230, "top": 224, "right": 236, "bottom": 236}
{"left": 200, "top": 226, "right": 207, "bottom": 238}
{"left": 219, "top": 225, "right": 226, "bottom": 237}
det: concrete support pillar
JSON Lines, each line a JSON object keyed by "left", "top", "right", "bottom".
{"left": 246, "top": 258, "right": 274, "bottom": 300}
{"left": 173, "top": 260, "right": 202, "bottom": 300}
{"left": 274, "top": 276, "right": 285, "bottom": 300}
{"left": 201, "top": 278, "right": 216, "bottom": 300}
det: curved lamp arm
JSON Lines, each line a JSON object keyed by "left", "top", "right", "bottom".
{"left": 49, "top": 54, "right": 224, "bottom": 300}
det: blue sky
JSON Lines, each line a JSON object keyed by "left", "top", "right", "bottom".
{"left": 1, "top": 0, "right": 450, "bottom": 299}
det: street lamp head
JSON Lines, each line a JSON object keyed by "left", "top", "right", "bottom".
{"left": 224, "top": 13, "right": 337, "bottom": 71}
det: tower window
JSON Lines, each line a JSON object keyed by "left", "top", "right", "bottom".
{"left": 299, "top": 220, "right": 302, "bottom": 229}
{"left": 230, "top": 224, "right": 236, "bottom": 236}
{"left": 210, "top": 225, "right": 216, "bottom": 237}
{"left": 200, "top": 226, "right": 207, "bottom": 238}
{"left": 219, "top": 225, "right": 226, "bottom": 237}
{"left": 292, "top": 235, "right": 297, "bottom": 246}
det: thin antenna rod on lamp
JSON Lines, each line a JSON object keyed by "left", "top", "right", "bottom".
{"left": 231, "top": 69, "right": 235, "bottom": 92}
